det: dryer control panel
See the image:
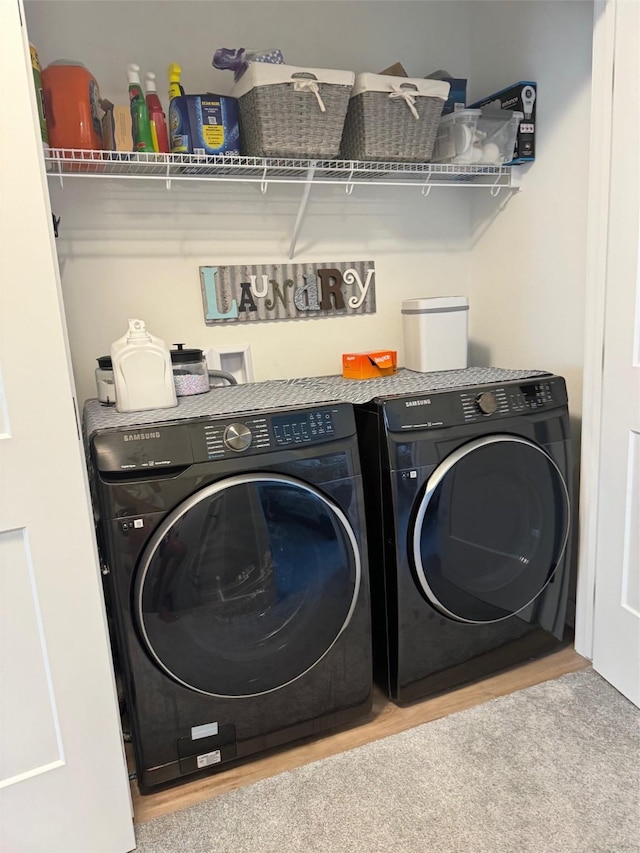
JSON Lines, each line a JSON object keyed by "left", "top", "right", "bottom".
{"left": 383, "top": 376, "right": 568, "bottom": 432}
{"left": 460, "top": 378, "right": 559, "bottom": 423}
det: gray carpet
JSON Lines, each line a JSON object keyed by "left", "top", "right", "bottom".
{"left": 135, "top": 669, "right": 640, "bottom": 853}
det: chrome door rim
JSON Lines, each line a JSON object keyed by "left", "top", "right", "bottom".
{"left": 411, "top": 435, "right": 571, "bottom": 624}
{"left": 136, "top": 472, "right": 362, "bottom": 697}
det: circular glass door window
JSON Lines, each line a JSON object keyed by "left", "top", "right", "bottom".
{"left": 135, "top": 474, "right": 360, "bottom": 697}
{"left": 411, "top": 436, "right": 570, "bottom": 624}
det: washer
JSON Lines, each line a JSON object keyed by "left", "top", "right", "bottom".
{"left": 84, "top": 389, "right": 371, "bottom": 791}
{"left": 353, "top": 370, "right": 572, "bottom": 703}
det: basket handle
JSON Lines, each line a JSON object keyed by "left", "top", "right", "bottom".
{"left": 290, "top": 72, "right": 326, "bottom": 112}
{"left": 389, "top": 83, "right": 420, "bottom": 120}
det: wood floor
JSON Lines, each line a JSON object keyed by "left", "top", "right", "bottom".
{"left": 131, "top": 644, "right": 589, "bottom": 824}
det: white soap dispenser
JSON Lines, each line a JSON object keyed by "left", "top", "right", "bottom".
{"left": 111, "top": 319, "right": 177, "bottom": 413}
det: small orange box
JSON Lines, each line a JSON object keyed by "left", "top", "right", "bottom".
{"left": 342, "top": 350, "right": 398, "bottom": 380}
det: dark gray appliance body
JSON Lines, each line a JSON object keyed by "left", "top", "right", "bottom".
{"left": 87, "top": 401, "right": 372, "bottom": 791}
{"left": 355, "top": 375, "right": 572, "bottom": 703}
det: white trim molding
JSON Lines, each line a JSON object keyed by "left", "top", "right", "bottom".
{"left": 575, "top": 0, "right": 616, "bottom": 659}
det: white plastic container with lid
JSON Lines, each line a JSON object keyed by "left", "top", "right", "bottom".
{"left": 402, "top": 296, "right": 469, "bottom": 373}
{"left": 431, "top": 108, "right": 523, "bottom": 165}
{"left": 111, "top": 319, "right": 177, "bottom": 413}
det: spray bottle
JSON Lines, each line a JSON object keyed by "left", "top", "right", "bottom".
{"left": 145, "top": 71, "right": 169, "bottom": 153}
{"left": 127, "top": 63, "right": 155, "bottom": 153}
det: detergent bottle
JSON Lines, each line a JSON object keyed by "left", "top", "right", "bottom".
{"left": 167, "top": 62, "right": 189, "bottom": 153}
{"left": 42, "top": 60, "right": 103, "bottom": 150}
{"left": 111, "top": 319, "right": 177, "bottom": 413}
{"left": 145, "top": 71, "right": 169, "bottom": 153}
{"left": 167, "top": 63, "right": 185, "bottom": 100}
{"left": 127, "top": 63, "right": 155, "bottom": 152}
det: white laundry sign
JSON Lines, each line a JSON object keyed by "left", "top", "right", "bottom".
{"left": 200, "top": 261, "right": 376, "bottom": 323}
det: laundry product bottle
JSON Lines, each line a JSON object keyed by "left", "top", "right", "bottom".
{"left": 167, "top": 62, "right": 189, "bottom": 153}
{"left": 127, "top": 63, "right": 155, "bottom": 152}
{"left": 41, "top": 60, "right": 103, "bottom": 150}
{"left": 167, "top": 62, "right": 185, "bottom": 101}
{"left": 145, "top": 71, "right": 169, "bottom": 153}
{"left": 111, "top": 319, "right": 177, "bottom": 413}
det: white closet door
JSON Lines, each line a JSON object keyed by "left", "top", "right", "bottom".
{"left": 589, "top": 0, "right": 640, "bottom": 706}
{"left": 0, "top": 1, "right": 135, "bottom": 850}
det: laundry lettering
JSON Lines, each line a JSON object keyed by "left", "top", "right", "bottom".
{"left": 201, "top": 262, "right": 376, "bottom": 324}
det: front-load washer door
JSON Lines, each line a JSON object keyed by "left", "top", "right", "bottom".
{"left": 410, "top": 435, "right": 570, "bottom": 624}
{"left": 135, "top": 473, "right": 361, "bottom": 697}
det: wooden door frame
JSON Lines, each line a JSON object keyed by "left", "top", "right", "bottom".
{"left": 574, "top": 0, "right": 616, "bottom": 658}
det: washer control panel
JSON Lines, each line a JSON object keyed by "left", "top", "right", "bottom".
{"left": 223, "top": 422, "right": 253, "bottom": 452}
{"left": 272, "top": 409, "right": 335, "bottom": 446}
{"left": 198, "top": 415, "right": 270, "bottom": 459}
{"left": 191, "top": 405, "right": 347, "bottom": 461}
{"left": 92, "top": 404, "right": 354, "bottom": 472}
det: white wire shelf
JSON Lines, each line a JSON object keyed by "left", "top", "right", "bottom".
{"left": 44, "top": 149, "right": 522, "bottom": 258}
{"left": 44, "top": 149, "right": 520, "bottom": 191}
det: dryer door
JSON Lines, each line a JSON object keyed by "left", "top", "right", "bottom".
{"left": 134, "top": 473, "right": 361, "bottom": 697}
{"left": 411, "top": 435, "right": 570, "bottom": 623}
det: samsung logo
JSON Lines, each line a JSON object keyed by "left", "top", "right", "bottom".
{"left": 405, "top": 399, "right": 432, "bottom": 408}
{"left": 124, "top": 432, "right": 161, "bottom": 442}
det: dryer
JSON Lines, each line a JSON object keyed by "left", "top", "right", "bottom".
{"left": 84, "top": 394, "right": 371, "bottom": 791}
{"left": 354, "top": 373, "right": 572, "bottom": 703}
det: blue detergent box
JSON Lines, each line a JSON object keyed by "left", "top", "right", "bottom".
{"left": 169, "top": 94, "right": 240, "bottom": 155}
{"left": 425, "top": 70, "right": 467, "bottom": 115}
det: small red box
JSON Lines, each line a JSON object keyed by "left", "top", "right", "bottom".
{"left": 342, "top": 350, "right": 398, "bottom": 380}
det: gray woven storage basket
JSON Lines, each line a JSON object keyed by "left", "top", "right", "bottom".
{"left": 235, "top": 65, "right": 355, "bottom": 158}
{"left": 340, "top": 75, "right": 450, "bottom": 162}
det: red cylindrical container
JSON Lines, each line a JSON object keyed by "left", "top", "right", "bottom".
{"left": 42, "top": 61, "right": 103, "bottom": 151}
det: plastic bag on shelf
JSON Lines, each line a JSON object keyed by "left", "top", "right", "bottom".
{"left": 212, "top": 48, "right": 285, "bottom": 82}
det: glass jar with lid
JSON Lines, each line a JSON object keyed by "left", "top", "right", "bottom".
{"left": 170, "top": 345, "right": 210, "bottom": 396}
{"left": 95, "top": 355, "right": 116, "bottom": 405}
{"left": 170, "top": 344, "right": 238, "bottom": 396}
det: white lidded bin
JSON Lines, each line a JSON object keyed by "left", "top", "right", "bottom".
{"left": 402, "top": 296, "right": 469, "bottom": 372}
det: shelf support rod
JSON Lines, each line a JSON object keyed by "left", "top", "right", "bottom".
{"left": 345, "top": 163, "right": 355, "bottom": 195}
{"left": 489, "top": 171, "right": 509, "bottom": 198}
{"left": 421, "top": 170, "right": 434, "bottom": 197}
{"left": 288, "top": 160, "right": 317, "bottom": 260}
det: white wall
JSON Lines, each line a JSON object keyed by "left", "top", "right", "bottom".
{"left": 25, "top": 1, "right": 593, "bottom": 414}
{"left": 468, "top": 0, "right": 593, "bottom": 420}
{"left": 53, "top": 180, "right": 474, "bottom": 404}
{"left": 25, "top": 0, "right": 474, "bottom": 103}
